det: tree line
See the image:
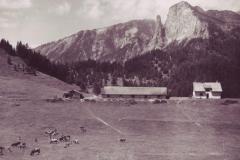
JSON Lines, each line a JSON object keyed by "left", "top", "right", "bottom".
{"left": 1, "top": 24, "right": 240, "bottom": 98}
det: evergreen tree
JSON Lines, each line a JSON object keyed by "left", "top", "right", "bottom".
{"left": 7, "top": 56, "right": 12, "bottom": 65}
{"left": 0, "top": 39, "right": 16, "bottom": 56}
{"left": 93, "top": 83, "right": 101, "bottom": 95}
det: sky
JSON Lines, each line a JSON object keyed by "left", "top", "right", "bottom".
{"left": 0, "top": 0, "right": 239, "bottom": 48}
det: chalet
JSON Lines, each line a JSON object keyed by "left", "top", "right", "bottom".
{"left": 193, "top": 82, "right": 222, "bottom": 99}
{"left": 102, "top": 86, "right": 168, "bottom": 99}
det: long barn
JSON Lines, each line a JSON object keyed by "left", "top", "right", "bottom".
{"left": 102, "top": 86, "right": 168, "bottom": 99}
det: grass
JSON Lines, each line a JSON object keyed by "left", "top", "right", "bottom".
{"left": 0, "top": 97, "right": 240, "bottom": 160}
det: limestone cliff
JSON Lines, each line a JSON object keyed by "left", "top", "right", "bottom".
{"left": 164, "top": 1, "right": 209, "bottom": 44}
{"left": 147, "top": 15, "right": 165, "bottom": 50}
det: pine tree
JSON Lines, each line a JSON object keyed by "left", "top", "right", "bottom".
{"left": 93, "top": 83, "right": 101, "bottom": 95}
{"left": 7, "top": 56, "right": 12, "bottom": 65}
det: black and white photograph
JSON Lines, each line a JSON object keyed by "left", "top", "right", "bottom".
{"left": 0, "top": 0, "right": 240, "bottom": 159}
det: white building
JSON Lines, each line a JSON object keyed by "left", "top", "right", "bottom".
{"left": 193, "top": 82, "right": 223, "bottom": 99}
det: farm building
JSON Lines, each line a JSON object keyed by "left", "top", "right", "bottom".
{"left": 63, "top": 90, "right": 84, "bottom": 99}
{"left": 193, "top": 82, "right": 222, "bottom": 99}
{"left": 102, "top": 86, "right": 168, "bottom": 99}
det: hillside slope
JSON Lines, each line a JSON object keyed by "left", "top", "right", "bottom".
{"left": 0, "top": 48, "right": 76, "bottom": 100}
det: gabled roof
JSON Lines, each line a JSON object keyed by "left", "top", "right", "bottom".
{"left": 193, "top": 82, "right": 223, "bottom": 92}
{"left": 102, "top": 86, "right": 167, "bottom": 96}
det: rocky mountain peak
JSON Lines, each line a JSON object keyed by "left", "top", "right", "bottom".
{"left": 147, "top": 15, "right": 165, "bottom": 50}
{"left": 156, "top": 15, "right": 162, "bottom": 24}
{"left": 171, "top": 1, "right": 192, "bottom": 10}
{"left": 165, "top": 1, "right": 209, "bottom": 44}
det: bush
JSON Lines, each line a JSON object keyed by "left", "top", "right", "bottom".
{"left": 152, "top": 99, "right": 167, "bottom": 104}
{"left": 7, "top": 57, "right": 12, "bottom": 65}
{"left": 46, "top": 96, "right": 64, "bottom": 103}
{"left": 127, "top": 99, "right": 137, "bottom": 105}
{"left": 222, "top": 100, "right": 238, "bottom": 105}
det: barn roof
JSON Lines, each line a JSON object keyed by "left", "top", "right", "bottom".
{"left": 193, "top": 82, "right": 223, "bottom": 92}
{"left": 102, "top": 86, "right": 167, "bottom": 96}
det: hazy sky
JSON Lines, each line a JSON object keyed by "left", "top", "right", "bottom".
{"left": 0, "top": 0, "right": 239, "bottom": 47}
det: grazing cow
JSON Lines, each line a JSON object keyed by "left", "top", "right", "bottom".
{"left": 19, "top": 143, "right": 26, "bottom": 149}
{"left": 120, "top": 138, "right": 126, "bottom": 142}
{"left": 45, "top": 130, "right": 52, "bottom": 135}
{"left": 59, "top": 136, "right": 64, "bottom": 142}
{"left": 80, "top": 127, "right": 87, "bottom": 133}
{"left": 45, "top": 129, "right": 58, "bottom": 137}
{"left": 11, "top": 142, "right": 21, "bottom": 147}
{"left": 30, "top": 148, "right": 40, "bottom": 156}
{"left": 59, "top": 135, "right": 71, "bottom": 142}
{"left": 0, "top": 147, "right": 4, "bottom": 156}
{"left": 72, "top": 139, "right": 79, "bottom": 144}
{"left": 64, "top": 143, "right": 71, "bottom": 148}
{"left": 7, "top": 147, "right": 12, "bottom": 153}
{"left": 50, "top": 138, "right": 59, "bottom": 144}
{"left": 51, "top": 131, "right": 58, "bottom": 137}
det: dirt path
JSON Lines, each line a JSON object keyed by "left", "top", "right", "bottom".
{"left": 176, "top": 100, "right": 201, "bottom": 127}
{"left": 84, "top": 106, "right": 125, "bottom": 135}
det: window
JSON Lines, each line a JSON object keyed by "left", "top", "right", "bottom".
{"left": 205, "top": 88, "right": 212, "bottom": 92}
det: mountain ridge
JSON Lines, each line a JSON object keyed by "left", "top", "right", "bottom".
{"left": 36, "top": 19, "right": 156, "bottom": 63}
{"left": 35, "top": 1, "right": 240, "bottom": 63}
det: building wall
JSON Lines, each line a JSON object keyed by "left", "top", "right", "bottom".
{"left": 102, "top": 94, "right": 166, "bottom": 99}
{"left": 209, "top": 92, "right": 221, "bottom": 99}
{"left": 193, "top": 91, "right": 207, "bottom": 99}
{"left": 193, "top": 91, "right": 221, "bottom": 99}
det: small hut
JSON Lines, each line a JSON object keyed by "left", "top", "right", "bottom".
{"left": 63, "top": 90, "right": 84, "bottom": 99}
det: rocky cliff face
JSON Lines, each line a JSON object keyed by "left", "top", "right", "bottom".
{"left": 164, "top": 1, "right": 209, "bottom": 44}
{"left": 35, "top": 20, "right": 155, "bottom": 63}
{"left": 147, "top": 15, "right": 165, "bottom": 50}
{"left": 36, "top": 1, "right": 240, "bottom": 63}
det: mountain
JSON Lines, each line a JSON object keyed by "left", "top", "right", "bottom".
{"left": 122, "top": 2, "right": 240, "bottom": 97}
{"left": 35, "top": 19, "right": 156, "bottom": 63}
{"left": 164, "top": 1, "right": 240, "bottom": 44}
{"left": 147, "top": 15, "right": 165, "bottom": 50}
{"left": 164, "top": 1, "right": 209, "bottom": 44}
{"left": 36, "top": 1, "right": 240, "bottom": 63}
{"left": 4, "top": 1, "right": 240, "bottom": 97}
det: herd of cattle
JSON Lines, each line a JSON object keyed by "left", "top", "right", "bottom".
{"left": 0, "top": 137, "right": 40, "bottom": 156}
{"left": 0, "top": 126, "right": 127, "bottom": 157}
